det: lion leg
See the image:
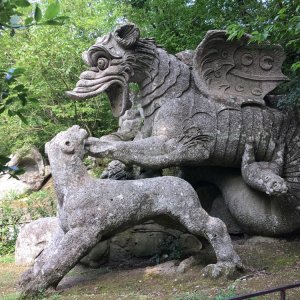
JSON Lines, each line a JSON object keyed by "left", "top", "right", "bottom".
{"left": 19, "top": 227, "right": 101, "bottom": 298}
{"left": 175, "top": 205, "right": 242, "bottom": 278}
{"left": 19, "top": 229, "right": 64, "bottom": 290}
{"left": 242, "top": 142, "right": 288, "bottom": 196}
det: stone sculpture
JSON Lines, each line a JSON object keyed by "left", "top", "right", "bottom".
{"left": 67, "top": 23, "right": 300, "bottom": 236}
{"left": 0, "top": 146, "right": 50, "bottom": 200}
{"left": 19, "top": 125, "right": 242, "bottom": 298}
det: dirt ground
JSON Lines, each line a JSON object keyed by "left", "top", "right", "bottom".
{"left": 1, "top": 235, "right": 300, "bottom": 300}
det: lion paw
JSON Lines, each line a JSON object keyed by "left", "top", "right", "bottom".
{"left": 18, "top": 268, "right": 34, "bottom": 289}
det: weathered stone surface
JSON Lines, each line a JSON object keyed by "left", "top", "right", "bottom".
{"left": 8, "top": 146, "right": 50, "bottom": 191}
{"left": 177, "top": 256, "right": 198, "bottom": 274}
{"left": 15, "top": 217, "right": 61, "bottom": 265}
{"left": 0, "top": 174, "right": 29, "bottom": 200}
{"left": 80, "top": 240, "right": 109, "bottom": 268}
{"left": 109, "top": 221, "right": 203, "bottom": 260}
{"left": 132, "top": 223, "right": 175, "bottom": 257}
{"left": 67, "top": 23, "right": 300, "bottom": 237}
{"left": 244, "top": 236, "right": 283, "bottom": 246}
{"left": 0, "top": 147, "right": 50, "bottom": 200}
{"left": 181, "top": 166, "right": 300, "bottom": 236}
{"left": 175, "top": 50, "right": 195, "bottom": 67}
{"left": 209, "top": 196, "right": 243, "bottom": 235}
{"left": 19, "top": 22, "right": 300, "bottom": 298}
{"left": 144, "top": 260, "right": 179, "bottom": 276}
{"left": 15, "top": 217, "right": 203, "bottom": 266}
{"left": 193, "top": 30, "right": 288, "bottom": 106}
{"left": 179, "top": 234, "right": 202, "bottom": 257}
{"left": 15, "top": 217, "right": 109, "bottom": 268}
{"left": 100, "top": 160, "right": 135, "bottom": 180}
{"left": 19, "top": 126, "right": 241, "bottom": 298}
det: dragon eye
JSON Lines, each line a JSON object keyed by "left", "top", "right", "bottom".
{"left": 97, "top": 58, "right": 109, "bottom": 70}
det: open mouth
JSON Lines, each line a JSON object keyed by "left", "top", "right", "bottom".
{"left": 66, "top": 76, "right": 130, "bottom": 117}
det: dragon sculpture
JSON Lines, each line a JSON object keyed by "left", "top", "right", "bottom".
{"left": 67, "top": 24, "right": 300, "bottom": 236}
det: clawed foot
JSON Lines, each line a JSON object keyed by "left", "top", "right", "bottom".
{"left": 242, "top": 163, "right": 288, "bottom": 196}
{"left": 18, "top": 277, "right": 55, "bottom": 299}
{"left": 262, "top": 172, "right": 288, "bottom": 196}
{"left": 18, "top": 267, "right": 51, "bottom": 299}
{"left": 202, "top": 262, "right": 243, "bottom": 279}
{"left": 18, "top": 268, "right": 34, "bottom": 289}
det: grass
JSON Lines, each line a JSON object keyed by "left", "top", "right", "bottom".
{"left": 0, "top": 254, "right": 14, "bottom": 263}
{"left": 1, "top": 238, "right": 300, "bottom": 299}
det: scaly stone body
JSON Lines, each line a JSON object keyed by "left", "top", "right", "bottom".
{"left": 67, "top": 24, "right": 300, "bottom": 235}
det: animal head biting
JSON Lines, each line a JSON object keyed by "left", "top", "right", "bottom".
{"left": 46, "top": 125, "right": 89, "bottom": 160}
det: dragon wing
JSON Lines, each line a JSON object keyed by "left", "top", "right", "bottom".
{"left": 193, "top": 30, "right": 288, "bottom": 107}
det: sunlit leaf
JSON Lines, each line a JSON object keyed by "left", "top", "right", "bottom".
{"left": 12, "top": 68, "right": 25, "bottom": 76}
{"left": 0, "top": 155, "right": 10, "bottom": 165}
{"left": 15, "top": 0, "right": 31, "bottom": 8}
{"left": 0, "top": 106, "right": 6, "bottom": 114}
{"left": 34, "top": 5, "right": 42, "bottom": 23}
{"left": 25, "top": 17, "right": 33, "bottom": 26}
{"left": 291, "top": 61, "right": 300, "bottom": 72}
{"left": 44, "top": 1, "right": 60, "bottom": 20}
{"left": 5, "top": 98, "right": 14, "bottom": 106}
{"left": 18, "top": 93, "right": 27, "bottom": 106}
{"left": 13, "top": 84, "right": 25, "bottom": 92}
{"left": 42, "top": 19, "right": 63, "bottom": 26}
{"left": 7, "top": 109, "right": 14, "bottom": 117}
{"left": 15, "top": 111, "right": 28, "bottom": 124}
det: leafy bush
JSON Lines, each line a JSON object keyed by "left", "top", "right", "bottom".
{"left": 0, "top": 189, "right": 57, "bottom": 255}
{"left": 0, "top": 197, "right": 24, "bottom": 254}
{"left": 150, "top": 236, "right": 182, "bottom": 265}
{"left": 1, "top": 0, "right": 299, "bottom": 158}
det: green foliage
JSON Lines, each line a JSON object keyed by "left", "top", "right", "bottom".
{"left": 0, "top": 154, "right": 25, "bottom": 178}
{"left": 0, "top": 190, "right": 57, "bottom": 255}
{"left": 175, "top": 283, "right": 237, "bottom": 300}
{"left": 0, "top": 67, "right": 35, "bottom": 123}
{"left": 44, "top": 1, "right": 60, "bottom": 20}
{"left": 0, "top": 254, "right": 14, "bottom": 263}
{"left": 0, "top": 0, "right": 72, "bottom": 164}
{"left": 26, "top": 190, "right": 57, "bottom": 219}
{"left": 0, "top": 197, "right": 24, "bottom": 254}
{"left": 0, "top": 0, "right": 68, "bottom": 32}
{"left": 226, "top": 1, "right": 300, "bottom": 107}
{"left": 121, "top": 0, "right": 299, "bottom": 106}
{"left": 214, "top": 284, "right": 236, "bottom": 300}
{"left": 152, "top": 236, "right": 182, "bottom": 264}
{"left": 0, "top": 0, "right": 120, "bottom": 157}
{"left": 1, "top": 0, "right": 299, "bottom": 157}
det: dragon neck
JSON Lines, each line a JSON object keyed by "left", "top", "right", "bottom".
{"left": 136, "top": 47, "right": 191, "bottom": 118}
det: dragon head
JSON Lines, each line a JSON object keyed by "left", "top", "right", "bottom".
{"left": 67, "top": 23, "right": 156, "bottom": 117}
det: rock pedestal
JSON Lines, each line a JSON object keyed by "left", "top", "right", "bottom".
{"left": 15, "top": 218, "right": 203, "bottom": 267}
